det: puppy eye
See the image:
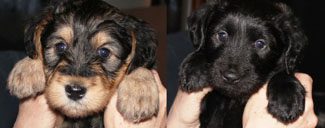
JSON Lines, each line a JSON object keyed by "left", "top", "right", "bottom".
{"left": 254, "top": 39, "right": 267, "bottom": 49}
{"left": 217, "top": 31, "right": 228, "bottom": 42}
{"left": 55, "top": 42, "right": 67, "bottom": 54}
{"left": 98, "top": 48, "right": 111, "bottom": 58}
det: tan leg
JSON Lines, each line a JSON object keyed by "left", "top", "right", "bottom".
{"left": 7, "top": 57, "right": 46, "bottom": 99}
{"left": 116, "top": 68, "right": 159, "bottom": 123}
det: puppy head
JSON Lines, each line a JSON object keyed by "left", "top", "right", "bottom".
{"left": 188, "top": 0, "right": 307, "bottom": 97}
{"left": 24, "top": 0, "right": 157, "bottom": 118}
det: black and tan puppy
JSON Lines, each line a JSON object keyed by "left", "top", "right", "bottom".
{"left": 180, "top": 0, "right": 307, "bottom": 127}
{"left": 7, "top": 0, "right": 159, "bottom": 127}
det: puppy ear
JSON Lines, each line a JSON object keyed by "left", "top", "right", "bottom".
{"left": 187, "top": 5, "right": 212, "bottom": 49}
{"left": 125, "top": 18, "right": 158, "bottom": 73}
{"left": 187, "top": 1, "right": 228, "bottom": 49}
{"left": 275, "top": 3, "right": 307, "bottom": 74}
{"left": 25, "top": 0, "right": 81, "bottom": 59}
{"left": 24, "top": 9, "right": 53, "bottom": 59}
{"left": 10, "top": 7, "right": 53, "bottom": 99}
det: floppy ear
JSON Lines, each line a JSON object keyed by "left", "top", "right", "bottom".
{"left": 25, "top": 10, "right": 53, "bottom": 59}
{"left": 267, "top": 4, "right": 307, "bottom": 121}
{"left": 114, "top": 17, "right": 159, "bottom": 122}
{"left": 275, "top": 3, "right": 307, "bottom": 74}
{"left": 187, "top": 5, "right": 212, "bottom": 49}
{"left": 187, "top": 1, "right": 228, "bottom": 49}
{"left": 7, "top": 6, "right": 55, "bottom": 99}
{"left": 124, "top": 17, "right": 158, "bottom": 73}
{"left": 25, "top": 0, "right": 84, "bottom": 59}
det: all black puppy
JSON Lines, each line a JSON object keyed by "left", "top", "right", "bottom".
{"left": 8, "top": 0, "right": 159, "bottom": 127}
{"left": 180, "top": 0, "right": 307, "bottom": 127}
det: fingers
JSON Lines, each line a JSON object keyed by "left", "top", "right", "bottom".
{"left": 151, "top": 70, "right": 167, "bottom": 128}
{"left": 151, "top": 70, "right": 167, "bottom": 95}
{"left": 294, "top": 73, "right": 318, "bottom": 128}
{"left": 307, "top": 114, "right": 318, "bottom": 128}
{"left": 153, "top": 69, "right": 212, "bottom": 101}
{"left": 178, "top": 86, "right": 213, "bottom": 102}
{"left": 295, "top": 73, "right": 313, "bottom": 94}
{"left": 151, "top": 70, "right": 162, "bottom": 86}
{"left": 15, "top": 95, "right": 58, "bottom": 128}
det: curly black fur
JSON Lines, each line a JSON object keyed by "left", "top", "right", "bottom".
{"left": 179, "top": 0, "right": 307, "bottom": 127}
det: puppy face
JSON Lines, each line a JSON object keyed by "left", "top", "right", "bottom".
{"left": 207, "top": 14, "right": 282, "bottom": 97}
{"left": 23, "top": 0, "right": 157, "bottom": 118}
{"left": 43, "top": 22, "right": 131, "bottom": 117}
{"left": 186, "top": 0, "right": 307, "bottom": 97}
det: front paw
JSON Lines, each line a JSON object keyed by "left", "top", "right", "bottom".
{"left": 267, "top": 73, "right": 305, "bottom": 122}
{"left": 179, "top": 52, "right": 209, "bottom": 92}
{"left": 7, "top": 57, "right": 46, "bottom": 99}
{"left": 117, "top": 68, "right": 159, "bottom": 123}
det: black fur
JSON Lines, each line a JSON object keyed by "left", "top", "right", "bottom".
{"left": 23, "top": 0, "right": 157, "bottom": 127}
{"left": 180, "top": 0, "right": 307, "bottom": 127}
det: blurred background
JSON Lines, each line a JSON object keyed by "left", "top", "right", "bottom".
{"left": 0, "top": 0, "right": 165, "bottom": 127}
{"left": 166, "top": 0, "right": 325, "bottom": 127}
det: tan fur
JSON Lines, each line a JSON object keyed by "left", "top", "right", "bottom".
{"left": 7, "top": 11, "right": 52, "bottom": 98}
{"left": 33, "top": 12, "right": 53, "bottom": 59}
{"left": 91, "top": 31, "right": 114, "bottom": 48}
{"left": 114, "top": 32, "right": 160, "bottom": 122}
{"left": 8, "top": 19, "right": 158, "bottom": 123}
{"left": 7, "top": 57, "right": 46, "bottom": 99}
{"left": 45, "top": 72, "right": 113, "bottom": 118}
{"left": 54, "top": 26, "right": 74, "bottom": 44}
{"left": 111, "top": 32, "right": 137, "bottom": 87}
{"left": 44, "top": 32, "right": 137, "bottom": 118}
{"left": 117, "top": 67, "right": 159, "bottom": 122}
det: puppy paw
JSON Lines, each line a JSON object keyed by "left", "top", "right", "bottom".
{"left": 267, "top": 73, "right": 305, "bottom": 122}
{"left": 179, "top": 52, "right": 210, "bottom": 92}
{"left": 117, "top": 68, "right": 159, "bottom": 123}
{"left": 7, "top": 57, "right": 46, "bottom": 99}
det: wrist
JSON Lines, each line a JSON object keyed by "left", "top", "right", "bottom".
{"left": 167, "top": 113, "right": 200, "bottom": 128}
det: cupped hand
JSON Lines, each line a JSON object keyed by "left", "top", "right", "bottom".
{"left": 243, "top": 73, "right": 318, "bottom": 128}
{"left": 167, "top": 87, "right": 212, "bottom": 128}
{"left": 14, "top": 95, "right": 59, "bottom": 128}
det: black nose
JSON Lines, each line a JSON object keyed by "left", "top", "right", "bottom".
{"left": 222, "top": 71, "right": 240, "bottom": 83}
{"left": 65, "top": 85, "right": 86, "bottom": 101}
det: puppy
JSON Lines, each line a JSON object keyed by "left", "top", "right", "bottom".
{"left": 7, "top": 0, "right": 159, "bottom": 127}
{"left": 180, "top": 0, "right": 307, "bottom": 127}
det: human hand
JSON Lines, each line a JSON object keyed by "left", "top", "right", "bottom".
{"left": 167, "top": 87, "right": 212, "bottom": 128}
{"left": 13, "top": 95, "right": 59, "bottom": 128}
{"left": 104, "top": 70, "right": 167, "bottom": 128}
{"left": 243, "top": 73, "right": 318, "bottom": 128}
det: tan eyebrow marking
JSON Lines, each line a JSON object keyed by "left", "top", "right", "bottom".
{"left": 91, "top": 31, "right": 114, "bottom": 48}
{"left": 54, "top": 25, "right": 74, "bottom": 44}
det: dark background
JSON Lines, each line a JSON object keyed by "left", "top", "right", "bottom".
{"left": 166, "top": 0, "right": 325, "bottom": 126}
